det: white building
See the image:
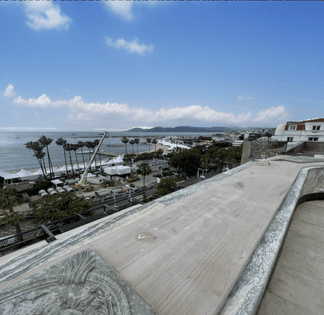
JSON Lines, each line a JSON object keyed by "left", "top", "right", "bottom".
{"left": 103, "top": 165, "right": 132, "bottom": 176}
{"left": 133, "top": 159, "right": 169, "bottom": 172}
{"left": 271, "top": 118, "right": 324, "bottom": 143}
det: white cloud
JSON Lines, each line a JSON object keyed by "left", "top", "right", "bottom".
{"left": 0, "top": 127, "right": 56, "bottom": 131}
{"left": 14, "top": 94, "right": 51, "bottom": 108}
{"left": 104, "top": 1, "right": 134, "bottom": 21}
{"left": 253, "top": 106, "right": 289, "bottom": 123}
{"left": 105, "top": 37, "right": 153, "bottom": 55}
{"left": 237, "top": 96, "right": 255, "bottom": 101}
{"left": 24, "top": 1, "right": 72, "bottom": 30}
{"left": 3, "top": 84, "right": 16, "bottom": 98}
{"left": 12, "top": 90, "right": 290, "bottom": 128}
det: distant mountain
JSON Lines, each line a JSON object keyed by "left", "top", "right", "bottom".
{"left": 126, "top": 126, "right": 240, "bottom": 133}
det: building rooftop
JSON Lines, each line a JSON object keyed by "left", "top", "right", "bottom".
{"left": 1, "top": 157, "right": 324, "bottom": 314}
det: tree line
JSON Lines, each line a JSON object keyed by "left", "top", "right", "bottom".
{"left": 24, "top": 136, "right": 103, "bottom": 181}
{"left": 167, "top": 142, "right": 242, "bottom": 177}
{"left": 0, "top": 187, "right": 92, "bottom": 244}
{"left": 153, "top": 142, "right": 242, "bottom": 196}
{"left": 121, "top": 136, "right": 158, "bottom": 156}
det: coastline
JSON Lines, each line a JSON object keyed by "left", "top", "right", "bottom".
{"left": 133, "top": 143, "right": 170, "bottom": 155}
{"left": 5, "top": 143, "right": 171, "bottom": 175}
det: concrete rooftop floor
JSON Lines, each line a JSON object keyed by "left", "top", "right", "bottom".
{"left": 1, "top": 159, "right": 324, "bottom": 315}
{"left": 258, "top": 200, "right": 324, "bottom": 315}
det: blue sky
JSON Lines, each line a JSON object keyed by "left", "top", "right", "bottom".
{"left": 0, "top": 1, "right": 323, "bottom": 131}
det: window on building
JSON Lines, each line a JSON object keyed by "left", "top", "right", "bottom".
{"left": 287, "top": 137, "right": 294, "bottom": 142}
{"left": 308, "top": 137, "right": 319, "bottom": 141}
{"left": 289, "top": 125, "right": 297, "bottom": 130}
{"left": 312, "top": 125, "right": 321, "bottom": 131}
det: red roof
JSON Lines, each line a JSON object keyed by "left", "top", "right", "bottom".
{"left": 299, "top": 118, "right": 324, "bottom": 123}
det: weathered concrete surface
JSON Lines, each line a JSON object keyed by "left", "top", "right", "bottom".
{"left": 0, "top": 249, "right": 155, "bottom": 315}
{"left": 1, "top": 160, "right": 324, "bottom": 315}
{"left": 219, "top": 164, "right": 324, "bottom": 315}
{"left": 258, "top": 200, "right": 324, "bottom": 315}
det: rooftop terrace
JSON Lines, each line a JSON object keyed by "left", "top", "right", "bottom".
{"left": 1, "top": 156, "right": 324, "bottom": 314}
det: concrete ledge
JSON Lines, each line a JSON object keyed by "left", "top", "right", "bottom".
{"left": 219, "top": 165, "right": 324, "bottom": 315}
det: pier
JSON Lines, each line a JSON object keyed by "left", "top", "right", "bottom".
{"left": 77, "top": 151, "right": 121, "bottom": 157}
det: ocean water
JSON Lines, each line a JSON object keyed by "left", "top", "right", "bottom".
{"left": 0, "top": 131, "right": 206, "bottom": 173}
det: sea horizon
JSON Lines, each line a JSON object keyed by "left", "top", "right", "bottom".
{"left": 0, "top": 131, "right": 210, "bottom": 174}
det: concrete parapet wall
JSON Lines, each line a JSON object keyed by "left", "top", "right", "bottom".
{"left": 286, "top": 141, "right": 324, "bottom": 155}
{"left": 241, "top": 140, "right": 286, "bottom": 164}
{"left": 240, "top": 141, "right": 252, "bottom": 165}
{"left": 220, "top": 164, "right": 324, "bottom": 315}
{"left": 303, "top": 141, "right": 324, "bottom": 152}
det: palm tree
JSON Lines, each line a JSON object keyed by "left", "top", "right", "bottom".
{"left": 71, "top": 144, "right": 80, "bottom": 174}
{"left": 56, "top": 138, "right": 68, "bottom": 175}
{"left": 34, "top": 150, "right": 47, "bottom": 181}
{"left": 152, "top": 139, "right": 158, "bottom": 152}
{"left": 77, "top": 141, "right": 87, "bottom": 169}
{"left": 136, "top": 163, "right": 152, "bottom": 199}
{"left": 156, "top": 149, "right": 164, "bottom": 159}
{"left": 85, "top": 141, "right": 92, "bottom": 162}
{"left": 64, "top": 143, "right": 74, "bottom": 176}
{"left": 25, "top": 141, "right": 47, "bottom": 181}
{"left": 200, "top": 154, "right": 213, "bottom": 172}
{"left": 0, "top": 212, "right": 26, "bottom": 243}
{"left": 134, "top": 138, "right": 140, "bottom": 154}
{"left": 39, "top": 136, "right": 54, "bottom": 179}
{"left": 146, "top": 138, "right": 151, "bottom": 152}
{"left": 129, "top": 140, "right": 135, "bottom": 154}
{"left": 214, "top": 149, "right": 226, "bottom": 172}
{"left": 0, "top": 188, "right": 23, "bottom": 213}
{"left": 121, "top": 136, "right": 129, "bottom": 156}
